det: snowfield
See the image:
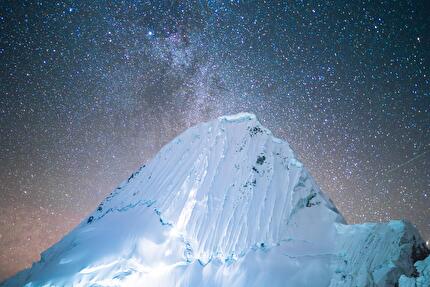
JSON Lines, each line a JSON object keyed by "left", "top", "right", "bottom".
{"left": 2, "top": 113, "right": 429, "bottom": 287}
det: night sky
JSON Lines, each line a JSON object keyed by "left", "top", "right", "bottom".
{"left": 0, "top": 0, "right": 429, "bottom": 281}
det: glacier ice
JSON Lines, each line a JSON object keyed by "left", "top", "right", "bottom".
{"left": 399, "top": 255, "right": 430, "bottom": 287}
{"left": 2, "top": 113, "right": 429, "bottom": 287}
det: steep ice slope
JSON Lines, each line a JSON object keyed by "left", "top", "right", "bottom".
{"left": 2, "top": 113, "right": 429, "bottom": 287}
{"left": 399, "top": 255, "right": 430, "bottom": 287}
{"left": 330, "top": 220, "right": 429, "bottom": 287}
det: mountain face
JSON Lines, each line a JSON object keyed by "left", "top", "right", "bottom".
{"left": 3, "top": 113, "right": 429, "bottom": 287}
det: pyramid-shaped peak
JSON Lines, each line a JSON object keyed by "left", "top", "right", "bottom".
{"left": 84, "top": 113, "right": 345, "bottom": 263}
{"left": 3, "top": 114, "right": 427, "bottom": 287}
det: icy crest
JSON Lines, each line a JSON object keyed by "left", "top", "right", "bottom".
{"left": 219, "top": 112, "right": 257, "bottom": 122}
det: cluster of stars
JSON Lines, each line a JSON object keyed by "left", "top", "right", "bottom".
{"left": 0, "top": 0, "right": 429, "bottom": 281}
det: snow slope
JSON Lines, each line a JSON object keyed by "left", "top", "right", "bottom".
{"left": 2, "top": 113, "right": 429, "bottom": 287}
{"left": 399, "top": 255, "right": 430, "bottom": 287}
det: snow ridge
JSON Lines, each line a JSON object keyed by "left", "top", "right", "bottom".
{"left": 88, "top": 113, "right": 343, "bottom": 263}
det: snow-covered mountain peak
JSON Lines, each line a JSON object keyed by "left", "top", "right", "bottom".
{"left": 2, "top": 114, "right": 428, "bottom": 287}
{"left": 89, "top": 113, "right": 344, "bottom": 264}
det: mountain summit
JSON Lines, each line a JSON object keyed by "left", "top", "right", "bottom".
{"left": 3, "top": 113, "right": 429, "bottom": 287}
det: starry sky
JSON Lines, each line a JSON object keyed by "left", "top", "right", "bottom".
{"left": 0, "top": 0, "right": 429, "bottom": 281}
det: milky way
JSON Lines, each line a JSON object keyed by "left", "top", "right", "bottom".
{"left": 0, "top": 1, "right": 429, "bottom": 280}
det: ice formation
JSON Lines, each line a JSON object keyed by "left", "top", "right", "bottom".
{"left": 2, "top": 113, "right": 428, "bottom": 287}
